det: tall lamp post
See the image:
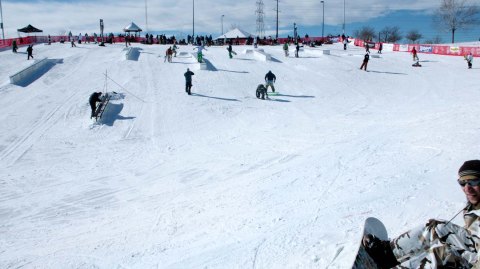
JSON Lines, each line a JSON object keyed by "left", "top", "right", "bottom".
{"left": 320, "top": 1, "right": 324, "bottom": 38}
{"left": 221, "top": 15, "right": 224, "bottom": 35}
{"left": 0, "top": 0, "right": 4, "bottom": 40}
{"left": 343, "top": 0, "right": 345, "bottom": 34}
{"left": 192, "top": 0, "right": 195, "bottom": 42}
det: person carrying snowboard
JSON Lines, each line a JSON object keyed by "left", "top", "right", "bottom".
{"left": 264, "top": 70, "right": 276, "bottom": 93}
{"left": 360, "top": 52, "right": 369, "bottom": 71}
{"left": 227, "top": 42, "right": 234, "bottom": 59}
{"left": 283, "top": 42, "right": 289, "bottom": 57}
{"left": 184, "top": 68, "right": 194, "bottom": 95}
{"left": 363, "top": 160, "right": 480, "bottom": 269}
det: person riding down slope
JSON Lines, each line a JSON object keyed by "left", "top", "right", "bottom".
{"left": 264, "top": 70, "right": 276, "bottom": 93}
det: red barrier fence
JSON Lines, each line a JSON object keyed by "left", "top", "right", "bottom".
{"left": 2, "top": 35, "right": 479, "bottom": 57}
{"left": 353, "top": 38, "right": 480, "bottom": 57}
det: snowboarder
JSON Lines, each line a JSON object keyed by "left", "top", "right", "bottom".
{"left": 365, "top": 41, "right": 370, "bottom": 53}
{"left": 360, "top": 52, "right": 369, "bottom": 71}
{"left": 411, "top": 47, "right": 419, "bottom": 61}
{"left": 256, "top": 84, "right": 268, "bottom": 100}
{"left": 193, "top": 45, "right": 207, "bottom": 63}
{"left": 343, "top": 37, "right": 348, "bottom": 50}
{"left": 283, "top": 42, "right": 289, "bottom": 57}
{"left": 89, "top": 92, "right": 103, "bottom": 118}
{"left": 378, "top": 42, "right": 383, "bottom": 54}
{"left": 184, "top": 68, "right": 194, "bottom": 95}
{"left": 71, "top": 39, "right": 77, "bottom": 47}
{"left": 227, "top": 43, "right": 234, "bottom": 59}
{"left": 172, "top": 44, "right": 178, "bottom": 57}
{"left": 264, "top": 70, "right": 276, "bottom": 93}
{"left": 465, "top": 52, "right": 473, "bottom": 69}
{"left": 26, "top": 45, "right": 33, "bottom": 60}
{"left": 48, "top": 35, "right": 51, "bottom": 45}
{"left": 165, "top": 47, "right": 173, "bottom": 63}
{"left": 295, "top": 43, "right": 301, "bottom": 58}
{"left": 362, "top": 160, "right": 480, "bottom": 269}
{"left": 412, "top": 61, "right": 422, "bottom": 67}
{"left": 12, "top": 40, "right": 18, "bottom": 53}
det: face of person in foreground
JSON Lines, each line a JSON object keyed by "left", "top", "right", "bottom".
{"left": 461, "top": 178, "right": 480, "bottom": 205}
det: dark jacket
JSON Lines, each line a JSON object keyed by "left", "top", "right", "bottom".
{"left": 184, "top": 70, "right": 194, "bottom": 82}
{"left": 26, "top": 45, "right": 33, "bottom": 54}
{"left": 363, "top": 53, "right": 370, "bottom": 62}
{"left": 265, "top": 71, "right": 276, "bottom": 82}
{"left": 89, "top": 92, "right": 102, "bottom": 106}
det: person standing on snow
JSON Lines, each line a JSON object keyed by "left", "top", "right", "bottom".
{"left": 362, "top": 160, "right": 480, "bottom": 269}
{"left": 26, "top": 45, "right": 34, "bottom": 60}
{"left": 465, "top": 52, "right": 473, "bottom": 69}
{"left": 295, "top": 43, "right": 301, "bottom": 58}
{"left": 264, "top": 70, "right": 277, "bottom": 93}
{"left": 360, "top": 52, "right": 369, "bottom": 71}
{"left": 184, "top": 68, "right": 195, "bottom": 95}
{"left": 283, "top": 42, "right": 289, "bottom": 57}
{"left": 227, "top": 42, "right": 234, "bottom": 59}
{"left": 411, "top": 47, "right": 419, "bottom": 61}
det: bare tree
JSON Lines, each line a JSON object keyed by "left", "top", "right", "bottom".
{"left": 406, "top": 30, "right": 423, "bottom": 43}
{"left": 378, "top": 26, "right": 402, "bottom": 43}
{"left": 424, "top": 36, "right": 444, "bottom": 44}
{"left": 353, "top": 26, "right": 376, "bottom": 41}
{"left": 434, "top": 0, "right": 480, "bottom": 43}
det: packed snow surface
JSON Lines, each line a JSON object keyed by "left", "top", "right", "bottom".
{"left": 0, "top": 42, "right": 479, "bottom": 268}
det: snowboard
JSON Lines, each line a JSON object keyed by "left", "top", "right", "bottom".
{"left": 351, "top": 217, "right": 388, "bottom": 269}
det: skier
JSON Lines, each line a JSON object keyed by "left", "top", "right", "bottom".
{"left": 184, "top": 68, "right": 194, "bottom": 95}
{"left": 360, "top": 52, "right": 369, "bottom": 71}
{"left": 26, "top": 45, "right": 33, "bottom": 60}
{"left": 283, "top": 42, "right": 289, "bottom": 57}
{"left": 193, "top": 44, "right": 207, "bottom": 63}
{"left": 363, "top": 160, "right": 480, "bottom": 269}
{"left": 89, "top": 92, "right": 103, "bottom": 118}
{"left": 465, "top": 52, "right": 473, "bottom": 69}
{"left": 264, "top": 70, "right": 276, "bottom": 93}
{"left": 411, "top": 47, "right": 419, "bottom": 61}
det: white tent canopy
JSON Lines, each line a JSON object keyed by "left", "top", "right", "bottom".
{"left": 216, "top": 28, "right": 253, "bottom": 39}
{"left": 123, "top": 22, "right": 142, "bottom": 32}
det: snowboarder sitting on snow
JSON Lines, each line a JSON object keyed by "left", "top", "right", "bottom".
{"left": 89, "top": 92, "right": 103, "bottom": 118}
{"left": 256, "top": 84, "right": 268, "bottom": 100}
{"left": 184, "top": 68, "right": 194, "bottom": 95}
{"left": 363, "top": 160, "right": 480, "bottom": 269}
{"left": 264, "top": 70, "right": 276, "bottom": 93}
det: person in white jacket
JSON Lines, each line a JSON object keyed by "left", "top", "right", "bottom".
{"left": 363, "top": 160, "right": 480, "bottom": 269}
{"left": 466, "top": 53, "right": 473, "bottom": 69}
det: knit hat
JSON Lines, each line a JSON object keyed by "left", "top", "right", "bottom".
{"left": 458, "top": 160, "right": 480, "bottom": 180}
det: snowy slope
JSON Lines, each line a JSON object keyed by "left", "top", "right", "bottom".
{"left": 0, "top": 41, "right": 479, "bottom": 268}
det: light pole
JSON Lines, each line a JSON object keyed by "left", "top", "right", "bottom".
{"left": 192, "top": 0, "right": 195, "bottom": 42}
{"left": 0, "top": 0, "right": 4, "bottom": 40}
{"left": 221, "top": 15, "right": 224, "bottom": 35}
{"left": 343, "top": 0, "right": 345, "bottom": 34}
{"left": 145, "top": 0, "right": 148, "bottom": 32}
{"left": 321, "top": 1, "right": 324, "bottom": 38}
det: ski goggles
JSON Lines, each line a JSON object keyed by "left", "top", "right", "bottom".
{"left": 458, "top": 178, "right": 480, "bottom": 187}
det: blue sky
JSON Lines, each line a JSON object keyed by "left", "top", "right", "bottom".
{"left": 1, "top": 0, "right": 479, "bottom": 43}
